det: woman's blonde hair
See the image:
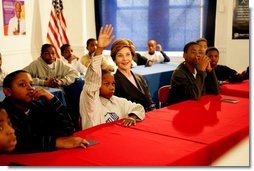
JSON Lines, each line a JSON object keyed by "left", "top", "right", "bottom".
{"left": 110, "top": 39, "right": 136, "bottom": 61}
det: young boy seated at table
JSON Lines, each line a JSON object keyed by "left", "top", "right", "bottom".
{"left": 0, "top": 108, "right": 17, "bottom": 153}
{"left": 60, "top": 44, "right": 87, "bottom": 75}
{"left": 206, "top": 47, "right": 244, "bottom": 84}
{"left": 167, "top": 42, "right": 220, "bottom": 105}
{"left": 80, "top": 25, "right": 145, "bottom": 129}
{"left": 23, "top": 44, "right": 80, "bottom": 88}
{"left": 142, "top": 39, "right": 170, "bottom": 64}
{"left": 1, "top": 70, "right": 89, "bottom": 153}
{"left": 80, "top": 38, "right": 116, "bottom": 72}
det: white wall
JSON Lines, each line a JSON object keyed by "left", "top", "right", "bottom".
{"left": 0, "top": 0, "right": 249, "bottom": 73}
{"left": 63, "top": 0, "right": 96, "bottom": 57}
{"left": 215, "top": 0, "right": 249, "bottom": 72}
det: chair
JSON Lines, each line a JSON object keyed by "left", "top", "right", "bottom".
{"left": 158, "top": 85, "right": 171, "bottom": 108}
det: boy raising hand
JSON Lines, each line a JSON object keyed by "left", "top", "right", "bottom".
{"left": 80, "top": 25, "right": 145, "bottom": 129}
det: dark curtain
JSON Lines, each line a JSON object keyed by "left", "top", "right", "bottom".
{"left": 203, "top": 0, "right": 217, "bottom": 46}
{"left": 94, "top": 0, "right": 116, "bottom": 45}
{"left": 94, "top": 0, "right": 101, "bottom": 39}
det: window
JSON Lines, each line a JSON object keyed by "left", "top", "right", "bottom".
{"left": 95, "top": 0, "right": 213, "bottom": 51}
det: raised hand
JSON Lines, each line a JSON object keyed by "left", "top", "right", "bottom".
{"left": 95, "top": 24, "right": 115, "bottom": 55}
{"left": 156, "top": 44, "right": 162, "bottom": 51}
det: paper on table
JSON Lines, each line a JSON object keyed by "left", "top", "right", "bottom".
{"left": 220, "top": 98, "right": 239, "bottom": 104}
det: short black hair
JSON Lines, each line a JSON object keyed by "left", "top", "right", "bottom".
{"left": 40, "top": 44, "right": 55, "bottom": 57}
{"left": 0, "top": 108, "right": 7, "bottom": 115}
{"left": 206, "top": 47, "right": 219, "bottom": 55}
{"left": 3, "top": 70, "right": 29, "bottom": 88}
{"left": 86, "top": 38, "right": 97, "bottom": 48}
{"left": 183, "top": 42, "right": 199, "bottom": 53}
{"left": 60, "top": 44, "right": 70, "bottom": 55}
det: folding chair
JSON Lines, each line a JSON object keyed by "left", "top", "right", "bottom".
{"left": 158, "top": 85, "right": 171, "bottom": 108}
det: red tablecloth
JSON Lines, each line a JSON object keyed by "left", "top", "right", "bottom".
{"left": 0, "top": 123, "right": 209, "bottom": 166}
{"left": 0, "top": 95, "right": 249, "bottom": 166}
{"left": 220, "top": 81, "right": 249, "bottom": 98}
{"left": 127, "top": 95, "right": 249, "bottom": 161}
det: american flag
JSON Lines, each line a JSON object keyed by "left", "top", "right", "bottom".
{"left": 46, "top": 0, "right": 69, "bottom": 58}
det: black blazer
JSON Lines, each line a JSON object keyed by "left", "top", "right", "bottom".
{"left": 114, "top": 69, "right": 155, "bottom": 111}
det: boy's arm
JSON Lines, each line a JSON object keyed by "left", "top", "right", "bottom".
{"left": 172, "top": 69, "right": 207, "bottom": 100}
{"left": 120, "top": 97, "right": 145, "bottom": 121}
{"left": 84, "top": 25, "right": 115, "bottom": 94}
{"left": 160, "top": 51, "right": 170, "bottom": 62}
{"left": 156, "top": 44, "right": 170, "bottom": 62}
{"left": 48, "top": 96, "right": 76, "bottom": 135}
{"left": 30, "top": 97, "right": 76, "bottom": 152}
{"left": 58, "top": 60, "right": 80, "bottom": 86}
{"left": 34, "top": 88, "right": 76, "bottom": 135}
{"left": 80, "top": 25, "right": 115, "bottom": 129}
{"left": 23, "top": 62, "right": 46, "bottom": 86}
{"left": 205, "top": 69, "right": 220, "bottom": 94}
{"left": 12, "top": 126, "right": 57, "bottom": 153}
{"left": 85, "top": 24, "right": 114, "bottom": 94}
{"left": 79, "top": 55, "right": 102, "bottom": 129}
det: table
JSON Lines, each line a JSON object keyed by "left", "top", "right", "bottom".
{"left": 0, "top": 94, "right": 248, "bottom": 166}
{"left": 0, "top": 123, "right": 210, "bottom": 166}
{"left": 220, "top": 80, "right": 249, "bottom": 98}
{"left": 211, "top": 136, "right": 249, "bottom": 166}
{"left": 0, "top": 86, "right": 67, "bottom": 106}
{"left": 128, "top": 95, "right": 249, "bottom": 161}
{"left": 131, "top": 62, "right": 177, "bottom": 107}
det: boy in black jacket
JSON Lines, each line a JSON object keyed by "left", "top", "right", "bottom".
{"left": 1, "top": 70, "right": 88, "bottom": 153}
{"left": 206, "top": 47, "right": 244, "bottom": 83}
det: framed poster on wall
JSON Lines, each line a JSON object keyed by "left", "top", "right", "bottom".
{"left": 232, "top": 0, "right": 249, "bottom": 39}
{"left": 2, "top": 0, "right": 26, "bottom": 36}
